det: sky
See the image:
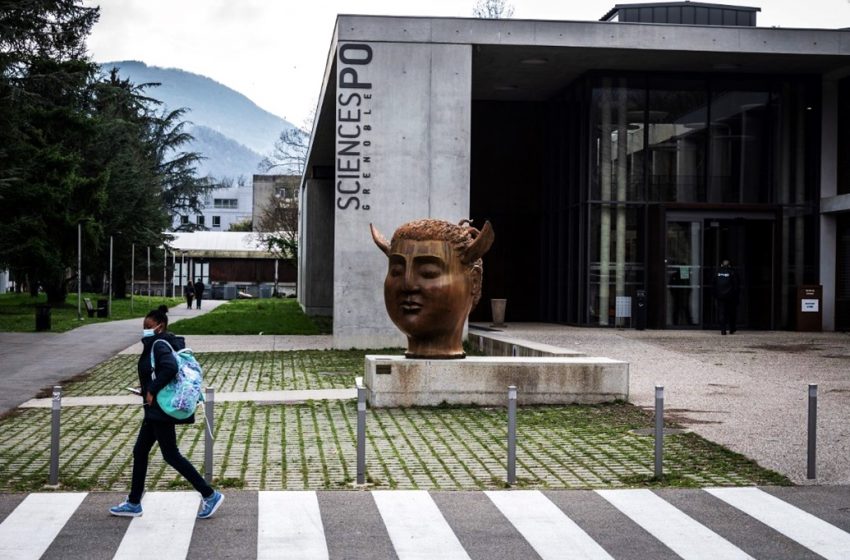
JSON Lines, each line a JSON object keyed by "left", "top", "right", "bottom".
{"left": 84, "top": 0, "right": 850, "bottom": 126}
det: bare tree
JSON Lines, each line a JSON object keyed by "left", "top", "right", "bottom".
{"left": 259, "top": 111, "right": 314, "bottom": 175}
{"left": 254, "top": 177, "right": 299, "bottom": 295}
{"left": 472, "top": 0, "right": 514, "bottom": 18}
{"left": 255, "top": 176, "right": 299, "bottom": 258}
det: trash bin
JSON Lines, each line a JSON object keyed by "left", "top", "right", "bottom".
{"left": 35, "top": 304, "right": 51, "bottom": 331}
{"left": 491, "top": 298, "right": 507, "bottom": 327}
{"left": 96, "top": 298, "right": 108, "bottom": 318}
{"left": 633, "top": 290, "right": 647, "bottom": 331}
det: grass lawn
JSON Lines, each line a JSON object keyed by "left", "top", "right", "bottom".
{"left": 0, "top": 292, "right": 183, "bottom": 333}
{"left": 170, "top": 298, "right": 332, "bottom": 335}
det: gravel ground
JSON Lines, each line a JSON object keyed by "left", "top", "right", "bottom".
{"left": 485, "top": 325, "right": 850, "bottom": 485}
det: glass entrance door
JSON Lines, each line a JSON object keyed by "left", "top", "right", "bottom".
{"left": 665, "top": 220, "right": 702, "bottom": 327}
{"left": 664, "top": 214, "right": 775, "bottom": 330}
{"left": 703, "top": 218, "right": 775, "bottom": 329}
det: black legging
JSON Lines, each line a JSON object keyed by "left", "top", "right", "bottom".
{"left": 129, "top": 419, "right": 212, "bottom": 503}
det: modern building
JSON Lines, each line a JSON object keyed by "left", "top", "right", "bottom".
{"left": 172, "top": 178, "right": 253, "bottom": 232}
{"left": 251, "top": 174, "right": 300, "bottom": 232}
{"left": 299, "top": 2, "right": 850, "bottom": 349}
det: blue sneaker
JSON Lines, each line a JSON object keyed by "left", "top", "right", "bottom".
{"left": 197, "top": 490, "right": 224, "bottom": 519}
{"left": 110, "top": 500, "right": 142, "bottom": 517}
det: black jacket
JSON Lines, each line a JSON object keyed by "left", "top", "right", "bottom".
{"left": 714, "top": 267, "right": 740, "bottom": 303}
{"left": 137, "top": 332, "right": 194, "bottom": 424}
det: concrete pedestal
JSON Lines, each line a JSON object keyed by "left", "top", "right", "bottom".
{"left": 364, "top": 355, "right": 628, "bottom": 407}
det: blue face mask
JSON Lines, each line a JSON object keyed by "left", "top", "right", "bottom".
{"left": 142, "top": 328, "right": 157, "bottom": 338}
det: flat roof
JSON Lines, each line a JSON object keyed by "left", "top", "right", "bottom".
{"left": 168, "top": 232, "right": 277, "bottom": 259}
{"left": 600, "top": 2, "right": 761, "bottom": 22}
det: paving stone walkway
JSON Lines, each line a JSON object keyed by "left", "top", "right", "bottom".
{"left": 0, "top": 347, "right": 787, "bottom": 492}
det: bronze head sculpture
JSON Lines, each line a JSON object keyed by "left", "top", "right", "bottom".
{"left": 371, "top": 219, "right": 494, "bottom": 359}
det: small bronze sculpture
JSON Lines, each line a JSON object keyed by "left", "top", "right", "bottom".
{"left": 371, "top": 219, "right": 494, "bottom": 359}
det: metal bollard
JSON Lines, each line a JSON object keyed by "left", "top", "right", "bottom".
{"left": 807, "top": 384, "right": 817, "bottom": 480}
{"left": 356, "top": 377, "right": 366, "bottom": 485}
{"left": 507, "top": 385, "right": 517, "bottom": 485}
{"left": 204, "top": 387, "right": 215, "bottom": 484}
{"left": 49, "top": 385, "right": 62, "bottom": 485}
{"left": 654, "top": 385, "right": 664, "bottom": 479}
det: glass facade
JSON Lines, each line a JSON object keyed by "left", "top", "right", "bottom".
{"left": 545, "top": 72, "right": 820, "bottom": 329}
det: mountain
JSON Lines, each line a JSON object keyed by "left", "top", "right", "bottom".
{"left": 189, "top": 125, "right": 267, "bottom": 180}
{"left": 102, "top": 60, "right": 293, "bottom": 178}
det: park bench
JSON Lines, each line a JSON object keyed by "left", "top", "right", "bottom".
{"left": 83, "top": 298, "right": 95, "bottom": 318}
{"left": 83, "top": 298, "right": 108, "bottom": 318}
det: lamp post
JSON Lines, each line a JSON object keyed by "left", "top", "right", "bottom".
{"left": 171, "top": 250, "right": 176, "bottom": 298}
{"left": 77, "top": 223, "right": 82, "bottom": 321}
{"left": 147, "top": 246, "right": 151, "bottom": 299}
{"left": 108, "top": 235, "right": 113, "bottom": 317}
{"left": 162, "top": 247, "right": 166, "bottom": 301}
{"left": 131, "top": 243, "right": 135, "bottom": 313}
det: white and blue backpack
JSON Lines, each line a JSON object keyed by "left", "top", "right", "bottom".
{"left": 150, "top": 339, "right": 204, "bottom": 420}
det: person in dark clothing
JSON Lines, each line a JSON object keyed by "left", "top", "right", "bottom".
{"left": 714, "top": 260, "right": 740, "bottom": 335}
{"left": 184, "top": 282, "right": 194, "bottom": 309}
{"left": 193, "top": 280, "right": 205, "bottom": 309}
{"left": 110, "top": 305, "right": 223, "bottom": 519}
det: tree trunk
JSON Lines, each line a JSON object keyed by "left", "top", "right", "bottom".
{"left": 43, "top": 278, "right": 67, "bottom": 305}
{"left": 28, "top": 274, "right": 38, "bottom": 297}
{"left": 114, "top": 266, "right": 127, "bottom": 299}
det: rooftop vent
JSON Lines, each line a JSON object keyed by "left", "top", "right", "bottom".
{"left": 601, "top": 2, "right": 760, "bottom": 26}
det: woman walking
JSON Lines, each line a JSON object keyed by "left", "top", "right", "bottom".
{"left": 110, "top": 305, "right": 223, "bottom": 519}
{"left": 184, "top": 282, "right": 194, "bottom": 309}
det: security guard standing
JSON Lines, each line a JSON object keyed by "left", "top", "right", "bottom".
{"left": 714, "top": 259, "right": 740, "bottom": 335}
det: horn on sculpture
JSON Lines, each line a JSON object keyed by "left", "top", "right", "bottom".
{"left": 370, "top": 223, "right": 391, "bottom": 257}
{"left": 461, "top": 220, "right": 494, "bottom": 265}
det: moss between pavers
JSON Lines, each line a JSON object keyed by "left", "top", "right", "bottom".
{"left": 0, "top": 400, "right": 789, "bottom": 492}
{"left": 58, "top": 350, "right": 385, "bottom": 396}
{"left": 10, "top": 348, "right": 790, "bottom": 492}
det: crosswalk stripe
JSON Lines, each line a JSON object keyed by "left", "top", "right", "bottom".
{"left": 373, "top": 490, "right": 471, "bottom": 560}
{"left": 486, "top": 490, "right": 614, "bottom": 560}
{"left": 0, "top": 492, "right": 86, "bottom": 560}
{"left": 706, "top": 487, "right": 850, "bottom": 560}
{"left": 112, "top": 491, "right": 199, "bottom": 560}
{"left": 596, "top": 489, "right": 753, "bottom": 560}
{"left": 258, "top": 491, "right": 329, "bottom": 560}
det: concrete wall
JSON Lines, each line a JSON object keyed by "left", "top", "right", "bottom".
{"left": 821, "top": 78, "right": 839, "bottom": 331}
{"left": 332, "top": 41, "right": 472, "bottom": 348}
{"left": 467, "top": 331, "right": 585, "bottom": 358}
{"left": 299, "top": 178, "right": 334, "bottom": 315}
{"left": 364, "top": 355, "right": 629, "bottom": 407}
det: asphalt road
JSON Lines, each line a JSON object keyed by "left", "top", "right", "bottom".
{"left": 0, "top": 301, "right": 226, "bottom": 416}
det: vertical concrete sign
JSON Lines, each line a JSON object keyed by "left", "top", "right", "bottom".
{"left": 334, "top": 39, "right": 472, "bottom": 349}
